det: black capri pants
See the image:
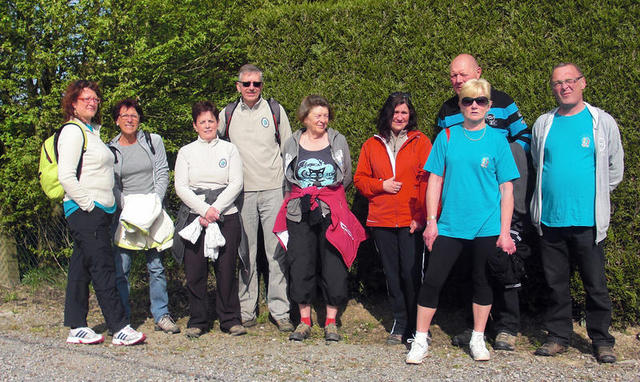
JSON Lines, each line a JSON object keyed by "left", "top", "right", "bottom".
{"left": 286, "top": 214, "right": 349, "bottom": 307}
{"left": 418, "top": 235, "right": 496, "bottom": 308}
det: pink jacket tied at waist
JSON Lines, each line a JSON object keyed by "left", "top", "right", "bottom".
{"left": 273, "top": 185, "right": 366, "bottom": 268}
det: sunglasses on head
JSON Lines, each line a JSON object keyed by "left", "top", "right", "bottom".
{"left": 239, "top": 81, "right": 262, "bottom": 88}
{"left": 460, "top": 96, "right": 490, "bottom": 107}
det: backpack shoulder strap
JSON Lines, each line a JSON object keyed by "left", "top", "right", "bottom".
{"left": 54, "top": 121, "right": 87, "bottom": 180}
{"left": 222, "top": 98, "right": 241, "bottom": 141}
{"left": 143, "top": 130, "right": 155, "bottom": 155}
{"left": 266, "top": 97, "right": 281, "bottom": 145}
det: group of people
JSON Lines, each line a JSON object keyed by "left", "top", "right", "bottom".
{"left": 56, "top": 56, "right": 623, "bottom": 365}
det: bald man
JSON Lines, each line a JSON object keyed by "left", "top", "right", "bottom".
{"left": 434, "top": 54, "right": 531, "bottom": 351}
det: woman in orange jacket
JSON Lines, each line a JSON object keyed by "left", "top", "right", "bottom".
{"left": 354, "top": 92, "right": 432, "bottom": 344}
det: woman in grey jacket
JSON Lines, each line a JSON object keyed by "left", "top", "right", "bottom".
{"left": 109, "top": 98, "right": 179, "bottom": 334}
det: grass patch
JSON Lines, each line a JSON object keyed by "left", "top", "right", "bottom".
{"left": 21, "top": 267, "right": 66, "bottom": 289}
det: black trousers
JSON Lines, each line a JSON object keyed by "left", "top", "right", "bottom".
{"left": 183, "top": 213, "right": 242, "bottom": 331}
{"left": 371, "top": 227, "right": 423, "bottom": 336}
{"left": 419, "top": 235, "right": 495, "bottom": 308}
{"left": 540, "top": 225, "right": 614, "bottom": 347}
{"left": 64, "top": 208, "right": 128, "bottom": 333}
{"left": 286, "top": 216, "right": 349, "bottom": 307}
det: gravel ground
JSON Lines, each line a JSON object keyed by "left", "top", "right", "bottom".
{"left": 1, "top": 286, "right": 639, "bottom": 381}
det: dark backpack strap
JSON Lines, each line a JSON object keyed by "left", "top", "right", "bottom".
{"left": 266, "top": 97, "right": 281, "bottom": 145}
{"left": 222, "top": 99, "right": 240, "bottom": 141}
{"left": 108, "top": 145, "right": 119, "bottom": 164}
{"left": 143, "top": 130, "right": 155, "bottom": 155}
{"left": 54, "top": 122, "right": 87, "bottom": 180}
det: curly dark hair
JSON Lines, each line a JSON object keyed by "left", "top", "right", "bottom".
{"left": 112, "top": 98, "right": 144, "bottom": 123}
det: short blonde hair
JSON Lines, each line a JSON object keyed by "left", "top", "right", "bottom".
{"left": 459, "top": 79, "right": 491, "bottom": 100}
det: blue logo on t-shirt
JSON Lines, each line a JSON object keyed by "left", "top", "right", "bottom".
{"left": 219, "top": 159, "right": 227, "bottom": 168}
{"left": 261, "top": 117, "right": 269, "bottom": 127}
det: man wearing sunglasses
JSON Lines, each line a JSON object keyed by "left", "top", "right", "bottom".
{"left": 530, "top": 63, "right": 623, "bottom": 363}
{"left": 435, "top": 54, "right": 531, "bottom": 352}
{"left": 218, "top": 64, "right": 294, "bottom": 332}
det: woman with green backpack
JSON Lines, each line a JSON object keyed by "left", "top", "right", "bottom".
{"left": 58, "top": 80, "right": 146, "bottom": 346}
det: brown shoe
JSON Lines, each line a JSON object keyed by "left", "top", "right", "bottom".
{"left": 594, "top": 346, "right": 616, "bottom": 363}
{"left": 228, "top": 324, "right": 247, "bottom": 336}
{"left": 275, "top": 318, "right": 295, "bottom": 332}
{"left": 242, "top": 318, "right": 257, "bottom": 328}
{"left": 185, "top": 327, "right": 203, "bottom": 338}
{"left": 289, "top": 323, "right": 311, "bottom": 341}
{"left": 493, "top": 331, "right": 516, "bottom": 351}
{"left": 154, "top": 314, "right": 180, "bottom": 334}
{"left": 386, "top": 333, "right": 403, "bottom": 345}
{"left": 534, "top": 341, "right": 567, "bottom": 356}
{"left": 324, "top": 323, "right": 341, "bottom": 342}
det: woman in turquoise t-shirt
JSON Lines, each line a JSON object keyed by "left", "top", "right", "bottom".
{"left": 405, "top": 79, "right": 519, "bottom": 364}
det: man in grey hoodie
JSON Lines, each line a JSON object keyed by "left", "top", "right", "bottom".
{"left": 530, "top": 62, "right": 624, "bottom": 363}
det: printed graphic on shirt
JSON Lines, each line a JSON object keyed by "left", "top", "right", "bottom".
{"left": 261, "top": 117, "right": 269, "bottom": 127}
{"left": 219, "top": 158, "right": 227, "bottom": 168}
{"left": 296, "top": 158, "right": 336, "bottom": 188}
{"left": 581, "top": 136, "right": 591, "bottom": 148}
{"left": 480, "top": 157, "right": 490, "bottom": 168}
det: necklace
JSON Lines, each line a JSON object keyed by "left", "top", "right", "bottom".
{"left": 462, "top": 126, "right": 486, "bottom": 141}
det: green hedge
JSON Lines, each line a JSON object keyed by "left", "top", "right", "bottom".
{"left": 242, "top": 0, "right": 640, "bottom": 325}
{"left": 1, "top": 0, "right": 638, "bottom": 325}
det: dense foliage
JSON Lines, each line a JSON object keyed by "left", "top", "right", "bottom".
{"left": 1, "top": 0, "right": 638, "bottom": 324}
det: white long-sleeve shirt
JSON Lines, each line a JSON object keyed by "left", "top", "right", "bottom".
{"left": 174, "top": 136, "right": 243, "bottom": 217}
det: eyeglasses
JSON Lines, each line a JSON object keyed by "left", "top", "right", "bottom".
{"left": 239, "top": 81, "right": 262, "bottom": 88}
{"left": 550, "top": 76, "right": 583, "bottom": 88}
{"left": 460, "top": 96, "right": 489, "bottom": 107}
{"left": 78, "top": 97, "right": 101, "bottom": 104}
{"left": 119, "top": 114, "right": 139, "bottom": 120}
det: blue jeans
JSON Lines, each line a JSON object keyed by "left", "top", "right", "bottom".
{"left": 114, "top": 248, "right": 170, "bottom": 323}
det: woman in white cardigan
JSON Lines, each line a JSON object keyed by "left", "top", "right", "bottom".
{"left": 174, "top": 100, "right": 246, "bottom": 338}
{"left": 58, "top": 80, "right": 145, "bottom": 346}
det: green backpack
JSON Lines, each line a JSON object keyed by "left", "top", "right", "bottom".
{"left": 38, "top": 121, "right": 87, "bottom": 201}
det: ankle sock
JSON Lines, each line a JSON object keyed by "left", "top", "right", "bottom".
{"left": 471, "top": 330, "right": 484, "bottom": 342}
{"left": 325, "top": 318, "right": 336, "bottom": 326}
{"left": 414, "top": 331, "right": 429, "bottom": 345}
{"left": 301, "top": 316, "right": 311, "bottom": 326}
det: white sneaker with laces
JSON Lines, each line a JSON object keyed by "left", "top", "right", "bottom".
{"left": 112, "top": 325, "right": 146, "bottom": 346}
{"left": 469, "top": 335, "right": 491, "bottom": 361}
{"left": 66, "top": 327, "right": 104, "bottom": 344}
{"left": 405, "top": 339, "right": 429, "bottom": 364}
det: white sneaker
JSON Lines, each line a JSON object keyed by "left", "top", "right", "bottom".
{"left": 469, "top": 335, "right": 491, "bottom": 361}
{"left": 112, "top": 325, "right": 146, "bottom": 346}
{"left": 66, "top": 327, "right": 104, "bottom": 345}
{"left": 405, "top": 339, "right": 429, "bottom": 364}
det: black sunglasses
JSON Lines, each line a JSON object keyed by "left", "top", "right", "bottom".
{"left": 460, "top": 96, "right": 489, "bottom": 107}
{"left": 239, "top": 81, "right": 262, "bottom": 88}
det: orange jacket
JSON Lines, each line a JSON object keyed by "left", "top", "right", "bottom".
{"left": 354, "top": 130, "right": 432, "bottom": 228}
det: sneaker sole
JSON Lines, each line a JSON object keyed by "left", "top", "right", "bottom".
{"left": 405, "top": 355, "right": 427, "bottom": 365}
{"left": 472, "top": 353, "right": 491, "bottom": 361}
{"left": 66, "top": 336, "right": 104, "bottom": 345}
{"left": 154, "top": 325, "right": 180, "bottom": 334}
{"left": 112, "top": 333, "right": 146, "bottom": 346}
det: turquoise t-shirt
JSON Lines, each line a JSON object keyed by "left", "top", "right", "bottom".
{"left": 425, "top": 125, "right": 519, "bottom": 239}
{"left": 541, "top": 107, "right": 595, "bottom": 227}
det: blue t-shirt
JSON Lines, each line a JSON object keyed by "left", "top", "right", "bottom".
{"left": 295, "top": 145, "right": 337, "bottom": 188}
{"left": 541, "top": 107, "right": 595, "bottom": 227}
{"left": 425, "top": 125, "right": 519, "bottom": 239}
